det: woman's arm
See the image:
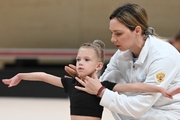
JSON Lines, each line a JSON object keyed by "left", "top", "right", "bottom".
{"left": 2, "top": 72, "right": 63, "bottom": 88}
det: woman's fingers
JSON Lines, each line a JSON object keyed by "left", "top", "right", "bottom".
{"left": 69, "top": 64, "right": 76, "bottom": 70}
{"left": 75, "top": 86, "right": 86, "bottom": 92}
{"left": 75, "top": 77, "right": 87, "bottom": 92}
{"left": 75, "top": 76, "right": 96, "bottom": 95}
{"left": 75, "top": 75, "right": 103, "bottom": 95}
{"left": 64, "top": 64, "right": 77, "bottom": 77}
{"left": 75, "top": 77, "right": 86, "bottom": 86}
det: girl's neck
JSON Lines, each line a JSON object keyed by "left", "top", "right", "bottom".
{"left": 78, "top": 75, "right": 92, "bottom": 81}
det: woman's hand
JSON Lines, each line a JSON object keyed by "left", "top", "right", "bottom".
{"left": 2, "top": 74, "right": 21, "bottom": 87}
{"left": 64, "top": 64, "right": 77, "bottom": 77}
{"left": 75, "top": 71, "right": 103, "bottom": 95}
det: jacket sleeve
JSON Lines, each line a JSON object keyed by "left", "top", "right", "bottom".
{"left": 100, "top": 57, "right": 179, "bottom": 118}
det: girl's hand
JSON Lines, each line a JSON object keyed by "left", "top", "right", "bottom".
{"left": 167, "top": 87, "right": 180, "bottom": 96}
{"left": 75, "top": 71, "right": 102, "bottom": 95}
{"left": 162, "top": 91, "right": 173, "bottom": 99}
{"left": 161, "top": 87, "right": 180, "bottom": 99}
{"left": 2, "top": 74, "right": 21, "bottom": 87}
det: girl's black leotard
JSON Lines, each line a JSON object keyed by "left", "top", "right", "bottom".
{"left": 61, "top": 77, "right": 116, "bottom": 118}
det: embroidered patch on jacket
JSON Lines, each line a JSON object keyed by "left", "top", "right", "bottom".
{"left": 138, "top": 73, "right": 146, "bottom": 82}
{"left": 155, "top": 72, "right": 165, "bottom": 83}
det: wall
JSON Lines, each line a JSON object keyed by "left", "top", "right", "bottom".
{"left": 0, "top": 0, "right": 179, "bottom": 49}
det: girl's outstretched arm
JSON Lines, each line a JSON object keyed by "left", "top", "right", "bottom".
{"left": 167, "top": 87, "right": 180, "bottom": 96}
{"left": 2, "top": 72, "right": 63, "bottom": 88}
{"left": 113, "top": 82, "right": 173, "bottom": 99}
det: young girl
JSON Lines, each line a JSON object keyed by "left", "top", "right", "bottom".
{"left": 2, "top": 40, "right": 177, "bottom": 120}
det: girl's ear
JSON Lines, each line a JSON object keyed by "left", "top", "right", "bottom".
{"left": 96, "top": 62, "right": 103, "bottom": 71}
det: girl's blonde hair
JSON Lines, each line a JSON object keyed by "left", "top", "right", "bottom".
{"left": 80, "top": 40, "right": 105, "bottom": 63}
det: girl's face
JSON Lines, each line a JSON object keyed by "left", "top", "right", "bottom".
{"left": 109, "top": 18, "right": 137, "bottom": 51}
{"left": 76, "top": 48, "right": 102, "bottom": 79}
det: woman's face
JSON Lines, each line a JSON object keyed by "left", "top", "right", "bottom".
{"left": 109, "top": 18, "right": 137, "bottom": 51}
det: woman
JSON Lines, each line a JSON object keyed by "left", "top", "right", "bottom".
{"left": 65, "top": 3, "right": 180, "bottom": 120}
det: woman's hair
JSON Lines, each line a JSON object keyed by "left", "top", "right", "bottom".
{"left": 80, "top": 40, "right": 105, "bottom": 63}
{"left": 109, "top": 3, "right": 155, "bottom": 39}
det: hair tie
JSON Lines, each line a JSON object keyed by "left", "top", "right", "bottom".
{"left": 144, "top": 26, "right": 155, "bottom": 36}
{"left": 148, "top": 27, "right": 155, "bottom": 35}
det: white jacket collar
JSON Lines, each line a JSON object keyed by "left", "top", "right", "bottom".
{"left": 117, "top": 35, "right": 153, "bottom": 65}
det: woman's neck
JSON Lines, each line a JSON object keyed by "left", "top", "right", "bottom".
{"left": 131, "top": 36, "right": 145, "bottom": 57}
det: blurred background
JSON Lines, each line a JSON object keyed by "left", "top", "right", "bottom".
{"left": 0, "top": 0, "right": 180, "bottom": 49}
{"left": 0, "top": 0, "right": 180, "bottom": 119}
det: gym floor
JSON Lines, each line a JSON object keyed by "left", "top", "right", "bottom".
{"left": 0, "top": 97, "right": 114, "bottom": 120}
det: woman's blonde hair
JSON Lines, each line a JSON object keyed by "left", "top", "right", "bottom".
{"left": 109, "top": 3, "right": 156, "bottom": 39}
